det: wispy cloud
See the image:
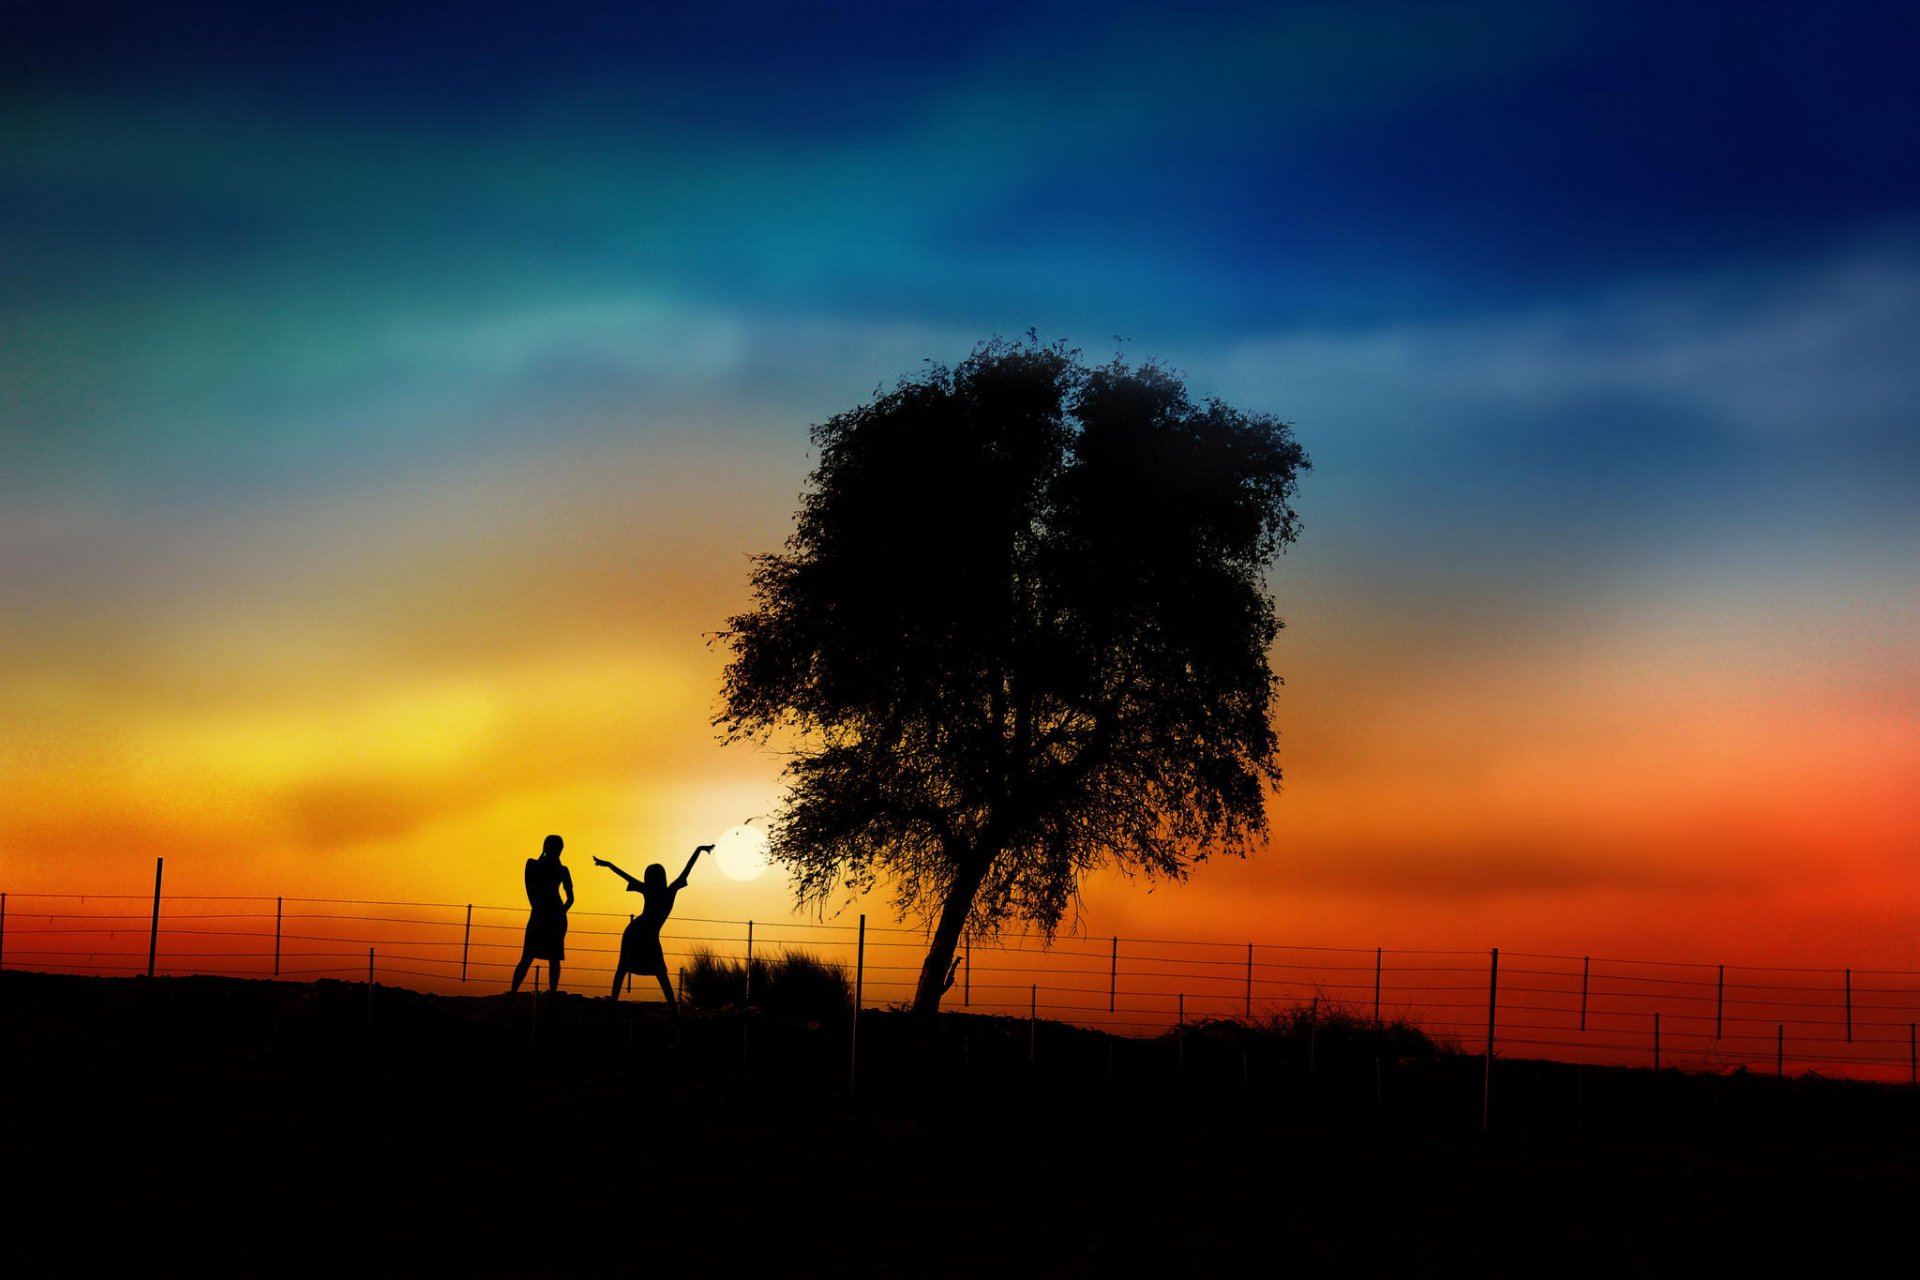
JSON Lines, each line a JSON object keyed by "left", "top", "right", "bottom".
{"left": 1197, "top": 241, "right": 1920, "bottom": 453}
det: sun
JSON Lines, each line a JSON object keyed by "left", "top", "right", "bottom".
{"left": 712, "top": 823, "right": 771, "bottom": 882}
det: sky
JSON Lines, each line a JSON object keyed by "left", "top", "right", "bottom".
{"left": 5, "top": 0, "right": 1917, "bottom": 975}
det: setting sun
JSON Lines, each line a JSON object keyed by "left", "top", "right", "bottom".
{"left": 712, "top": 823, "right": 772, "bottom": 882}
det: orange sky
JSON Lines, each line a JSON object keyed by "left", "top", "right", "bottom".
{"left": 6, "top": 420, "right": 1916, "bottom": 983}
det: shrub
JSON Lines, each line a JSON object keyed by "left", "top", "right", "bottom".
{"left": 680, "top": 945, "right": 852, "bottom": 1019}
{"left": 680, "top": 947, "right": 747, "bottom": 1010}
{"left": 1258, "top": 999, "right": 1446, "bottom": 1061}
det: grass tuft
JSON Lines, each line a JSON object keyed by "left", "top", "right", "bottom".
{"left": 681, "top": 945, "right": 852, "bottom": 1019}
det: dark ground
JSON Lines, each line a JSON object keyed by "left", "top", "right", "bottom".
{"left": 5, "top": 971, "right": 1915, "bottom": 1277}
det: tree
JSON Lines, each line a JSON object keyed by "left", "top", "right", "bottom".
{"left": 716, "top": 337, "right": 1309, "bottom": 1014}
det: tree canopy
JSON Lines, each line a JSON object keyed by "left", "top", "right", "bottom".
{"left": 717, "top": 338, "right": 1309, "bottom": 1013}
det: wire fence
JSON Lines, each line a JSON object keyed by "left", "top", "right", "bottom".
{"left": 4, "top": 872, "right": 1918, "bottom": 1085}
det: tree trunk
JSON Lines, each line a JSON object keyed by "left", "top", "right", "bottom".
{"left": 911, "top": 850, "right": 993, "bottom": 1015}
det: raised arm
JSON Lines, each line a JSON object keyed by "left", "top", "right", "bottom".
{"left": 593, "top": 857, "right": 642, "bottom": 892}
{"left": 672, "top": 845, "right": 712, "bottom": 891}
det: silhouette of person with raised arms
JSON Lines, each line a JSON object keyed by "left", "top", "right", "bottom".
{"left": 596, "top": 844, "right": 711, "bottom": 1005}
{"left": 510, "top": 834, "right": 573, "bottom": 996}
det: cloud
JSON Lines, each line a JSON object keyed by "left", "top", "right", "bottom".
{"left": 1196, "top": 240, "right": 1920, "bottom": 456}
{"left": 0, "top": 641, "right": 724, "bottom": 864}
{"left": 1272, "top": 838, "right": 1742, "bottom": 900}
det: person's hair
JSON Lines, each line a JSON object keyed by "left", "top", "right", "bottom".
{"left": 644, "top": 863, "right": 667, "bottom": 889}
{"left": 542, "top": 834, "right": 564, "bottom": 858}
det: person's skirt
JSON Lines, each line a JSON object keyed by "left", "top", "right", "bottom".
{"left": 619, "top": 919, "right": 666, "bottom": 976}
{"left": 521, "top": 905, "right": 566, "bottom": 962}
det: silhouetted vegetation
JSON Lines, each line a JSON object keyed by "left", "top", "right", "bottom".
{"left": 680, "top": 944, "right": 852, "bottom": 1019}
{"left": 718, "top": 337, "right": 1311, "bottom": 1012}
{"left": 1254, "top": 999, "right": 1448, "bottom": 1062}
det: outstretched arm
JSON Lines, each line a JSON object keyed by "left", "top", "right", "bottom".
{"left": 672, "top": 845, "right": 712, "bottom": 891}
{"left": 593, "top": 857, "right": 642, "bottom": 892}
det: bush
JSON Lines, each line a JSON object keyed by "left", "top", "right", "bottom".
{"left": 680, "top": 947, "right": 746, "bottom": 1010}
{"left": 1163, "top": 1000, "right": 1446, "bottom": 1068}
{"left": 680, "top": 946, "right": 852, "bottom": 1019}
{"left": 1257, "top": 999, "right": 1446, "bottom": 1062}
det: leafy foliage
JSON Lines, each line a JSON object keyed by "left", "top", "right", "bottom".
{"left": 718, "top": 337, "right": 1309, "bottom": 1010}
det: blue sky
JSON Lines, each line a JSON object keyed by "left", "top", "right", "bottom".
{"left": 8, "top": 3, "right": 1918, "bottom": 504}
{"left": 11, "top": 2, "right": 1917, "bottom": 446}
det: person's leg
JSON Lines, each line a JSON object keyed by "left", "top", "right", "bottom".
{"left": 510, "top": 954, "right": 531, "bottom": 993}
{"left": 548, "top": 961, "right": 561, "bottom": 993}
{"left": 610, "top": 967, "right": 627, "bottom": 1000}
{"left": 656, "top": 971, "right": 675, "bottom": 1005}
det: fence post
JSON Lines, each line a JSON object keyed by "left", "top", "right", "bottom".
{"left": 1844, "top": 968, "right": 1852, "bottom": 1043}
{"left": 1308, "top": 995, "right": 1319, "bottom": 1076}
{"left": 1910, "top": 1023, "right": 1915, "bottom": 1087}
{"left": 147, "top": 857, "right": 164, "bottom": 978}
{"left": 460, "top": 904, "right": 471, "bottom": 983}
{"left": 1777, "top": 1023, "right": 1784, "bottom": 1077}
{"left": 1374, "top": 946, "right": 1382, "bottom": 1026}
{"left": 1176, "top": 992, "right": 1185, "bottom": 1079}
{"left": 1029, "top": 984, "right": 1038, "bottom": 1063}
{"left": 964, "top": 933, "right": 971, "bottom": 1007}
{"left": 366, "top": 948, "right": 375, "bottom": 1031}
{"left": 1579, "top": 955, "right": 1589, "bottom": 1031}
{"left": 1, "top": 890, "right": 7, "bottom": 970}
{"left": 744, "top": 920, "right": 754, "bottom": 1004}
{"left": 1482, "top": 947, "right": 1499, "bottom": 1131}
{"left": 850, "top": 914, "right": 865, "bottom": 1099}
{"left": 274, "top": 897, "right": 282, "bottom": 977}
{"left": 1109, "top": 936, "right": 1118, "bottom": 1013}
{"left": 1715, "top": 964, "right": 1723, "bottom": 1040}
{"left": 1653, "top": 1011, "right": 1660, "bottom": 1072}
{"left": 1245, "top": 943, "right": 1253, "bottom": 1020}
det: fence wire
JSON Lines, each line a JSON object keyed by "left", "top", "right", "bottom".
{"left": 3, "top": 887, "right": 1918, "bottom": 1083}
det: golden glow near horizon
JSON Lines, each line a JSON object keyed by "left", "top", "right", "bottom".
{"left": 3, "top": 428, "right": 1916, "bottom": 978}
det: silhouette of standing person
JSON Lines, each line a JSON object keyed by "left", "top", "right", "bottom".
{"left": 596, "top": 844, "right": 710, "bottom": 1004}
{"left": 511, "top": 834, "right": 573, "bottom": 995}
